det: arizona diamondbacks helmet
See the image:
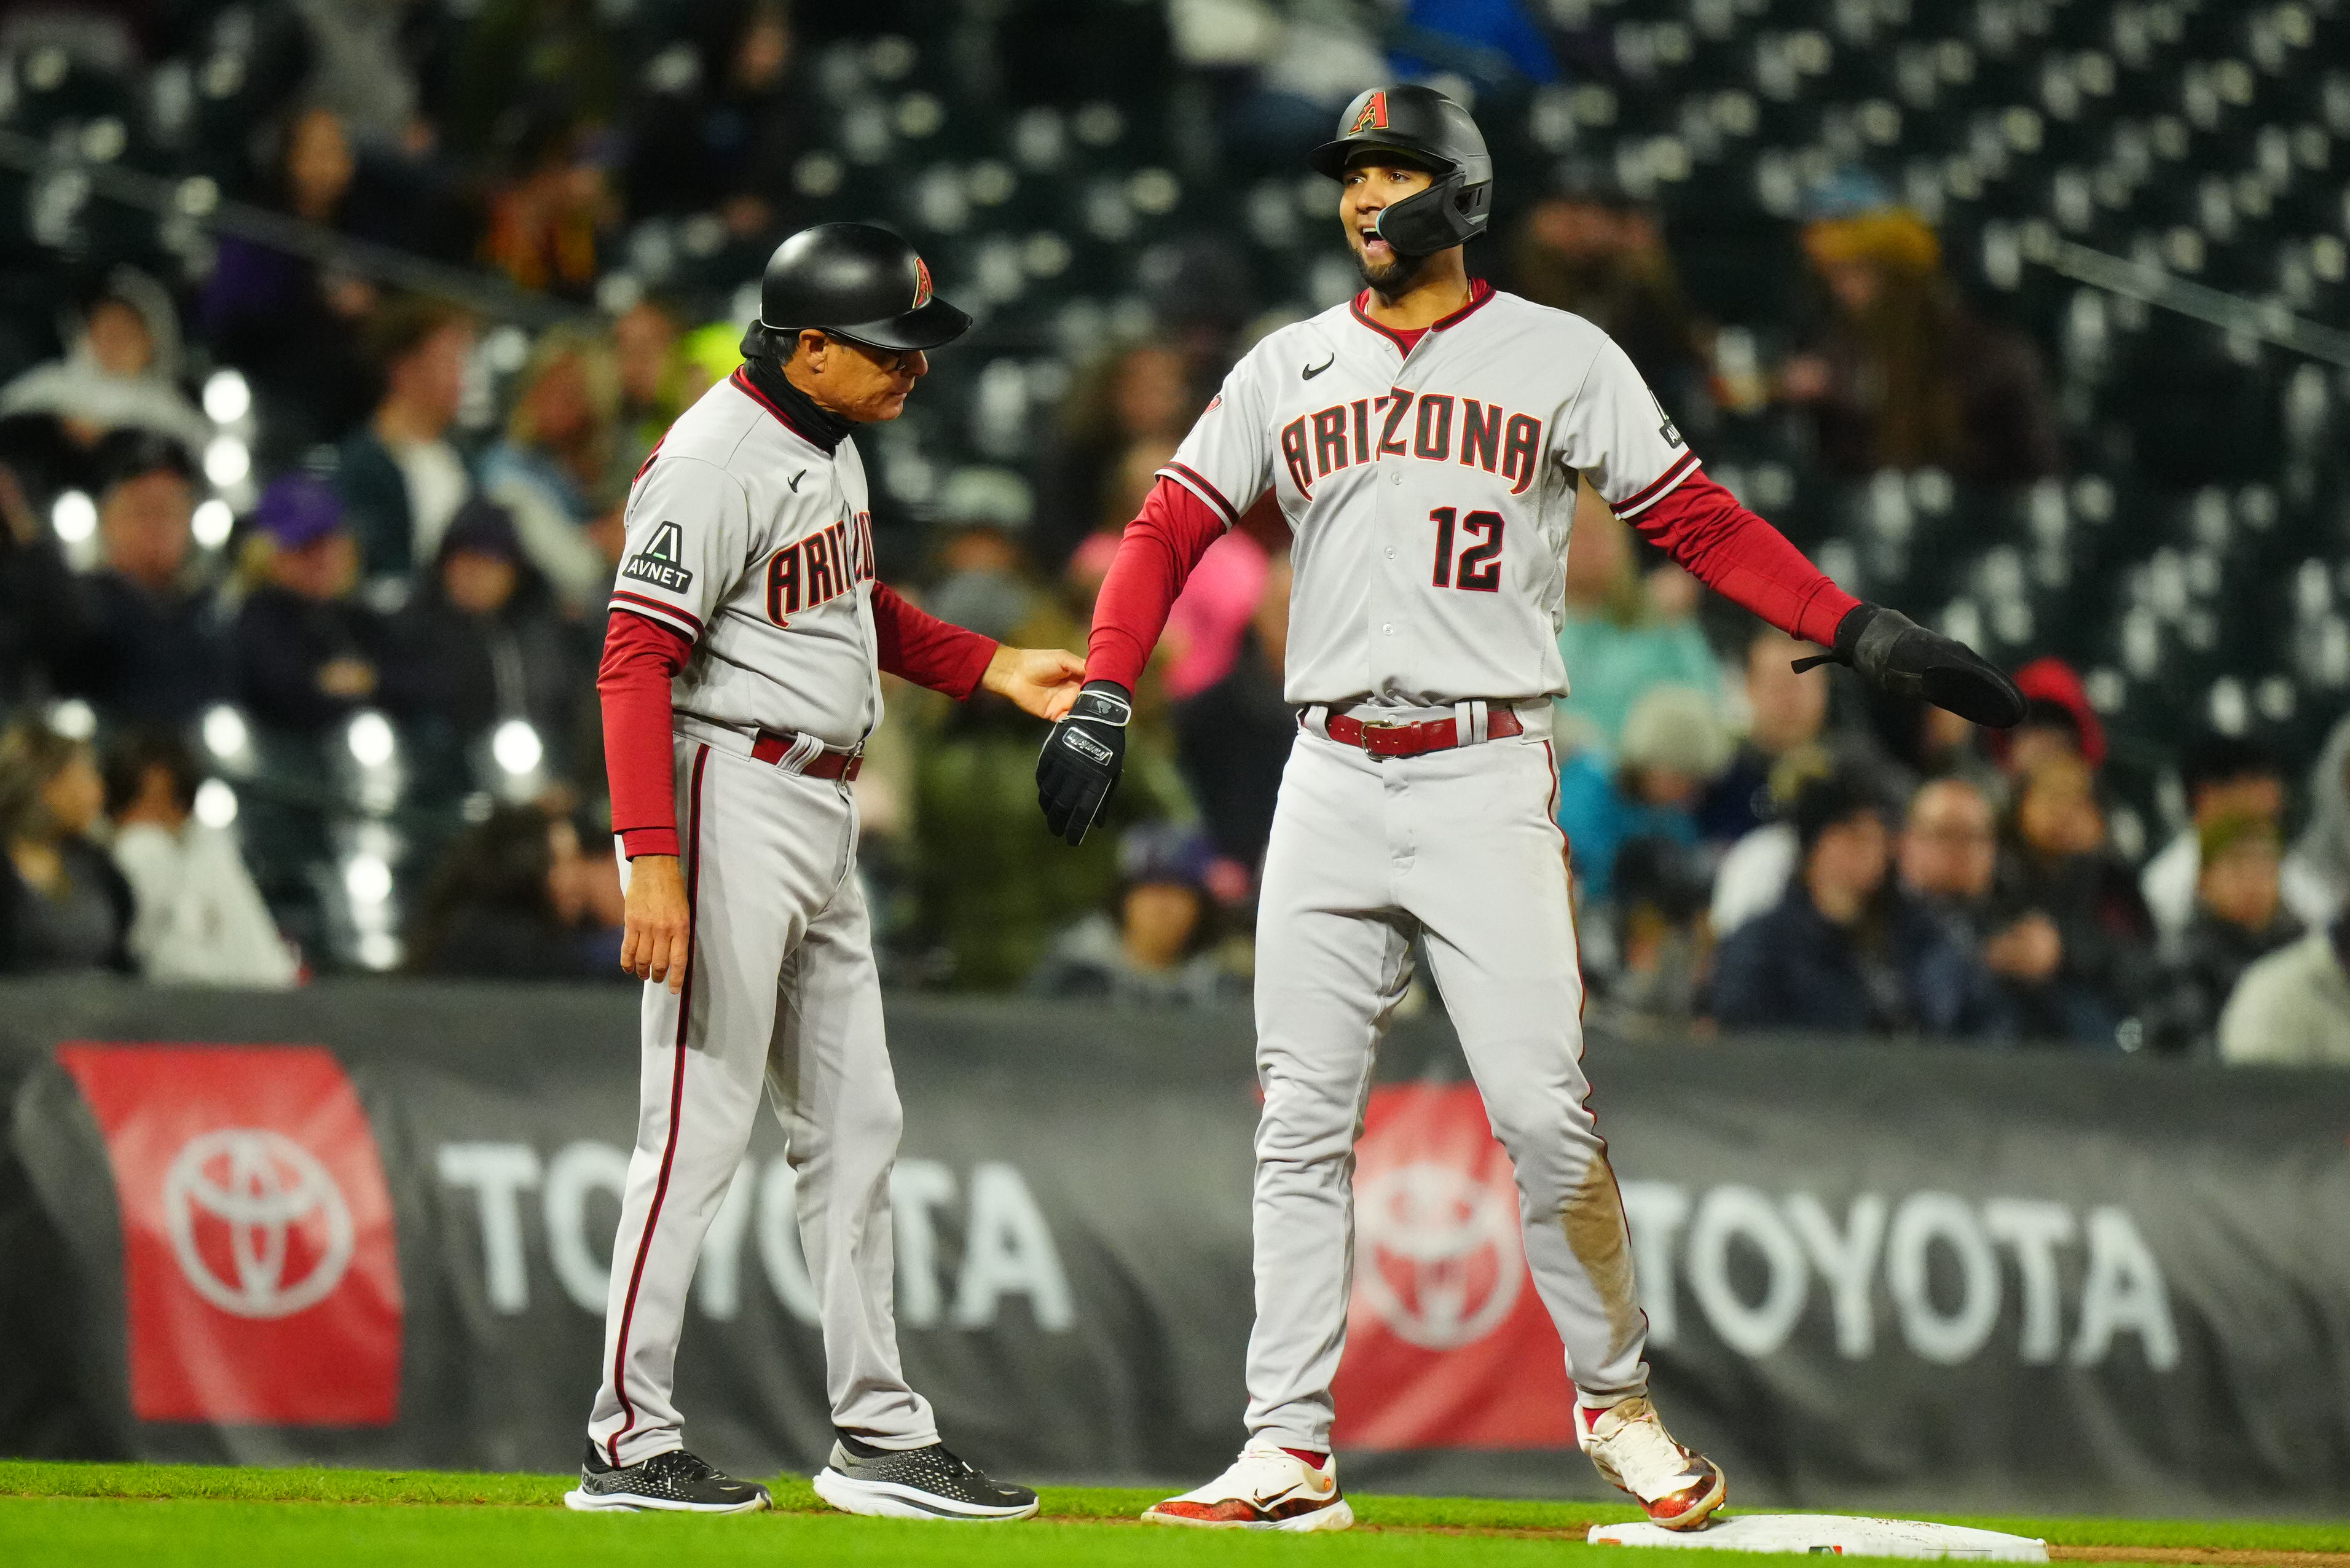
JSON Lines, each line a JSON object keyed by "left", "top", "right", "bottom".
{"left": 1309, "top": 85, "right": 1493, "bottom": 257}
{"left": 749, "top": 223, "right": 970, "bottom": 353}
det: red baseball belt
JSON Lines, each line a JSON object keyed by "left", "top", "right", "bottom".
{"left": 749, "top": 727, "right": 863, "bottom": 780}
{"left": 1318, "top": 705, "right": 1525, "bottom": 758}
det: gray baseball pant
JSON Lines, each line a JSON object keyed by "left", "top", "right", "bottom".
{"left": 1243, "top": 710, "right": 1650, "bottom": 1451}
{"left": 586, "top": 734, "right": 937, "bottom": 1467}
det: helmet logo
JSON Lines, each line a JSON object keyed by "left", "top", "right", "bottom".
{"left": 912, "top": 256, "right": 933, "bottom": 309}
{"left": 1348, "top": 92, "right": 1389, "bottom": 134}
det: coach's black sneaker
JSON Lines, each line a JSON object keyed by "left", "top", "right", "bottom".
{"left": 812, "top": 1432, "right": 1039, "bottom": 1521}
{"left": 564, "top": 1444, "right": 772, "bottom": 1513}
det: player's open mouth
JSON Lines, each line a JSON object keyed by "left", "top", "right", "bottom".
{"left": 1358, "top": 226, "right": 1391, "bottom": 259}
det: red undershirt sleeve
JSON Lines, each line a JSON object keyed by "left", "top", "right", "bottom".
{"left": 1087, "top": 477, "right": 1232, "bottom": 691}
{"left": 1626, "top": 469, "right": 1860, "bottom": 647}
{"left": 869, "top": 581, "right": 999, "bottom": 699}
{"left": 599, "top": 608, "right": 696, "bottom": 860}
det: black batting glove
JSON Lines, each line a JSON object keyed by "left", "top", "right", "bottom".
{"left": 1795, "top": 603, "right": 2028, "bottom": 728}
{"left": 1037, "top": 680, "right": 1130, "bottom": 846}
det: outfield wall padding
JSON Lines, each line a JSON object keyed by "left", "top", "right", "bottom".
{"left": 1, "top": 977, "right": 2345, "bottom": 1513}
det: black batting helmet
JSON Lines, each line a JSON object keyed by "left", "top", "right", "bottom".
{"left": 1310, "top": 85, "right": 1493, "bottom": 257}
{"left": 749, "top": 223, "right": 970, "bottom": 354}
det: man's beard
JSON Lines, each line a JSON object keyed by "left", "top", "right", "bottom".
{"left": 1356, "top": 242, "right": 1433, "bottom": 299}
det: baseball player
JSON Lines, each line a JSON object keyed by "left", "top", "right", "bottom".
{"left": 1036, "top": 87, "right": 2023, "bottom": 1532}
{"left": 569, "top": 224, "right": 1083, "bottom": 1519}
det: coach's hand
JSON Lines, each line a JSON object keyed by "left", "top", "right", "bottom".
{"left": 1036, "top": 680, "right": 1131, "bottom": 846}
{"left": 622, "top": 853, "right": 693, "bottom": 994}
{"left": 1799, "top": 603, "right": 2027, "bottom": 728}
{"left": 983, "top": 644, "right": 1087, "bottom": 722}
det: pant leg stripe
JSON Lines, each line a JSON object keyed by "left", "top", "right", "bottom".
{"left": 606, "top": 741, "right": 709, "bottom": 1466}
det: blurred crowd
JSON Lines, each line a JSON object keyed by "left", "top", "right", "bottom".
{"left": 0, "top": 0, "right": 2343, "bottom": 1064}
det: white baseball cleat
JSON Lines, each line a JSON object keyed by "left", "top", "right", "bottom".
{"left": 1576, "top": 1397, "right": 1727, "bottom": 1531}
{"left": 1142, "top": 1442, "right": 1355, "bottom": 1531}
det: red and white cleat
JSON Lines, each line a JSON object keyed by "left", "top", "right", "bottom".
{"left": 1141, "top": 1443, "right": 1355, "bottom": 1532}
{"left": 1576, "top": 1397, "right": 1727, "bottom": 1532}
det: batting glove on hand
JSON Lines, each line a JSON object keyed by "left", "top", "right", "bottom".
{"left": 1796, "top": 603, "right": 2027, "bottom": 727}
{"left": 1037, "top": 680, "right": 1130, "bottom": 846}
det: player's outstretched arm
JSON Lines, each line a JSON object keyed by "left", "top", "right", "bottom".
{"left": 621, "top": 853, "right": 693, "bottom": 994}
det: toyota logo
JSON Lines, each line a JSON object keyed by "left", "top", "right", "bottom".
{"left": 1354, "top": 1161, "right": 1525, "bottom": 1350}
{"left": 163, "top": 1129, "right": 355, "bottom": 1319}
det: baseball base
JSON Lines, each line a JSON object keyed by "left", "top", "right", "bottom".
{"left": 1589, "top": 1515, "right": 2050, "bottom": 1560}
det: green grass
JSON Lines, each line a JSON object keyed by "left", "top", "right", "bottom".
{"left": 0, "top": 1460, "right": 2343, "bottom": 1568}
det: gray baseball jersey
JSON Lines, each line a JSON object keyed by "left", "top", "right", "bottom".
{"left": 609, "top": 370, "right": 884, "bottom": 751}
{"left": 586, "top": 368, "right": 940, "bottom": 1468}
{"left": 1158, "top": 286, "right": 1696, "bottom": 708}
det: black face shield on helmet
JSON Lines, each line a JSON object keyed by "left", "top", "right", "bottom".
{"left": 740, "top": 222, "right": 971, "bottom": 361}
{"left": 1309, "top": 85, "right": 1493, "bottom": 258}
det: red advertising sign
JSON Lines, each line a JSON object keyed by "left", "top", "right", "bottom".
{"left": 57, "top": 1044, "right": 403, "bottom": 1425}
{"left": 1330, "top": 1083, "right": 1574, "bottom": 1449}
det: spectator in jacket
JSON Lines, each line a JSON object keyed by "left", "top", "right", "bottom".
{"left": 404, "top": 802, "right": 613, "bottom": 978}
{"left": 1507, "top": 174, "right": 1704, "bottom": 393}
{"left": 2140, "top": 733, "right": 2289, "bottom": 940}
{"left": 1555, "top": 684, "right": 1730, "bottom": 904}
{"left": 336, "top": 296, "right": 477, "bottom": 588}
{"left": 1992, "top": 754, "right": 2156, "bottom": 1046}
{"left": 395, "top": 497, "right": 589, "bottom": 802}
{"left": 2142, "top": 815, "right": 2300, "bottom": 1055}
{"left": 104, "top": 732, "right": 298, "bottom": 987}
{"left": 479, "top": 325, "right": 620, "bottom": 611}
{"left": 1710, "top": 770, "right": 2007, "bottom": 1038}
{"left": 1699, "top": 626, "right": 1832, "bottom": 846}
{"left": 1780, "top": 205, "right": 2059, "bottom": 484}
{"left": 230, "top": 475, "right": 404, "bottom": 737}
{"left": 2219, "top": 914, "right": 2350, "bottom": 1067}
{"left": 1897, "top": 774, "right": 2081, "bottom": 1031}
{"left": 1028, "top": 826, "right": 1241, "bottom": 1007}
{"left": 63, "top": 431, "right": 228, "bottom": 728}
{"left": 0, "top": 721, "right": 131, "bottom": 974}
{"left": 1552, "top": 484, "right": 1721, "bottom": 757}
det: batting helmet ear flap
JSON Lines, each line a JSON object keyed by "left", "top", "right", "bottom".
{"left": 1373, "top": 167, "right": 1494, "bottom": 257}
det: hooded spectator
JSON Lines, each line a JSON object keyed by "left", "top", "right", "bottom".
{"left": 395, "top": 496, "right": 591, "bottom": 798}
{"left": 1029, "top": 825, "right": 1241, "bottom": 1007}
{"left": 0, "top": 271, "right": 211, "bottom": 455}
{"left": 1557, "top": 684, "right": 1731, "bottom": 904}
{"left": 1992, "top": 656, "right": 2106, "bottom": 778}
{"left": 230, "top": 474, "right": 405, "bottom": 735}
{"left": 480, "top": 325, "right": 622, "bottom": 611}
{"left": 1709, "top": 769, "right": 2006, "bottom": 1038}
{"left": 62, "top": 431, "right": 229, "bottom": 727}
{"left": 0, "top": 720, "right": 132, "bottom": 974}
{"left": 2219, "top": 914, "right": 2350, "bottom": 1067}
{"left": 1780, "top": 206, "right": 2058, "bottom": 484}
{"left": 337, "top": 295, "right": 479, "bottom": 587}
{"left": 104, "top": 731, "right": 298, "bottom": 987}
{"left": 2140, "top": 733, "right": 2290, "bottom": 941}
{"left": 623, "top": 1, "right": 809, "bottom": 234}
{"left": 2284, "top": 712, "right": 2350, "bottom": 930}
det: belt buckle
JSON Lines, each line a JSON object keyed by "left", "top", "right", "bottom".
{"left": 1361, "top": 720, "right": 1409, "bottom": 758}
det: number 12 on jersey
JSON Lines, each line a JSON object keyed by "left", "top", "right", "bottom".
{"left": 1429, "top": 506, "right": 1504, "bottom": 592}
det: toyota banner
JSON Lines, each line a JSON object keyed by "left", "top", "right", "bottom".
{"left": 2, "top": 978, "right": 2347, "bottom": 1514}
